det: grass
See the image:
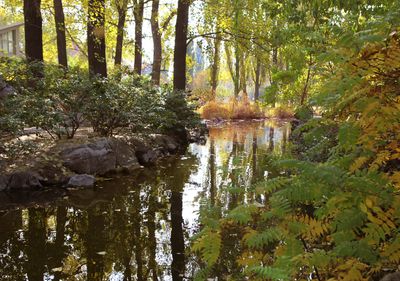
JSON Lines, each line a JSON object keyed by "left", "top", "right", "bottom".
{"left": 265, "top": 106, "right": 294, "bottom": 119}
{"left": 199, "top": 98, "right": 294, "bottom": 120}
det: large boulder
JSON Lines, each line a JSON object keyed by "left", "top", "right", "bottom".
{"left": 61, "top": 138, "right": 139, "bottom": 175}
{"left": 137, "top": 149, "right": 160, "bottom": 165}
{"left": 131, "top": 135, "right": 178, "bottom": 166}
{"left": 34, "top": 160, "right": 70, "bottom": 186}
{"left": 68, "top": 174, "right": 96, "bottom": 188}
{"left": 7, "top": 172, "right": 42, "bottom": 190}
{"left": 0, "top": 175, "right": 9, "bottom": 191}
{"left": 109, "top": 138, "right": 139, "bottom": 169}
{"left": 151, "top": 134, "right": 179, "bottom": 153}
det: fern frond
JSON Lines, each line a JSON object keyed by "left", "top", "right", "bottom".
{"left": 243, "top": 228, "right": 282, "bottom": 249}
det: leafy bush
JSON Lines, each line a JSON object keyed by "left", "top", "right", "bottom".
{"left": 86, "top": 74, "right": 199, "bottom": 137}
{"left": 158, "top": 87, "right": 200, "bottom": 141}
{"left": 0, "top": 59, "right": 91, "bottom": 139}
{"left": 294, "top": 105, "right": 313, "bottom": 122}
{"left": 85, "top": 74, "right": 145, "bottom": 136}
{"left": 0, "top": 59, "right": 200, "bottom": 139}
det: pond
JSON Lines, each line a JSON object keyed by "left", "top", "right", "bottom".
{"left": 0, "top": 120, "right": 290, "bottom": 281}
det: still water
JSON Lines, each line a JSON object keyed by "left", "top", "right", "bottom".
{"left": 0, "top": 121, "right": 290, "bottom": 281}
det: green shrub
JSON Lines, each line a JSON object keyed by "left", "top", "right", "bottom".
{"left": 86, "top": 73, "right": 165, "bottom": 136}
{"left": 159, "top": 88, "right": 200, "bottom": 134}
{"left": 294, "top": 105, "right": 314, "bottom": 122}
{"left": 0, "top": 59, "right": 92, "bottom": 139}
{"left": 0, "top": 58, "right": 200, "bottom": 140}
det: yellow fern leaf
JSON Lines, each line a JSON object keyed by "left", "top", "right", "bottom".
{"left": 350, "top": 157, "right": 369, "bottom": 172}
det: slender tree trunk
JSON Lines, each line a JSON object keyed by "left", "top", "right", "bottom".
{"left": 225, "top": 44, "right": 234, "bottom": 85}
{"left": 210, "top": 27, "right": 221, "bottom": 99}
{"left": 134, "top": 0, "right": 144, "bottom": 75}
{"left": 234, "top": 47, "right": 240, "bottom": 98}
{"left": 173, "top": 0, "right": 190, "bottom": 91}
{"left": 23, "top": 0, "right": 43, "bottom": 78}
{"left": 301, "top": 54, "right": 313, "bottom": 105}
{"left": 225, "top": 44, "right": 239, "bottom": 99}
{"left": 151, "top": 0, "right": 162, "bottom": 85}
{"left": 271, "top": 47, "right": 278, "bottom": 107}
{"left": 87, "top": 0, "right": 107, "bottom": 77}
{"left": 114, "top": 0, "right": 128, "bottom": 67}
{"left": 239, "top": 52, "right": 248, "bottom": 96}
{"left": 254, "top": 58, "right": 261, "bottom": 101}
{"left": 233, "top": 0, "right": 240, "bottom": 98}
{"left": 53, "top": 0, "right": 68, "bottom": 68}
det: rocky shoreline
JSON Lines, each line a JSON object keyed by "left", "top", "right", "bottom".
{"left": 0, "top": 132, "right": 205, "bottom": 192}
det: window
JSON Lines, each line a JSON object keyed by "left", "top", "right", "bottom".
{"left": 0, "top": 30, "right": 16, "bottom": 56}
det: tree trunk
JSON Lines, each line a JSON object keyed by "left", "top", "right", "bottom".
{"left": 239, "top": 52, "right": 247, "bottom": 96}
{"left": 234, "top": 47, "right": 240, "bottom": 98}
{"left": 114, "top": 0, "right": 127, "bottom": 67}
{"left": 87, "top": 0, "right": 107, "bottom": 77}
{"left": 301, "top": 54, "right": 313, "bottom": 105}
{"left": 173, "top": 0, "right": 190, "bottom": 91}
{"left": 233, "top": 1, "right": 240, "bottom": 98}
{"left": 210, "top": 27, "right": 221, "bottom": 99}
{"left": 23, "top": 0, "right": 43, "bottom": 78}
{"left": 254, "top": 58, "right": 261, "bottom": 101}
{"left": 53, "top": 0, "right": 68, "bottom": 69}
{"left": 151, "top": 0, "right": 162, "bottom": 85}
{"left": 134, "top": 0, "right": 144, "bottom": 75}
{"left": 271, "top": 47, "right": 278, "bottom": 107}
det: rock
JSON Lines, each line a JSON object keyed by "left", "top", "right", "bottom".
{"left": 0, "top": 175, "right": 9, "bottom": 191}
{"left": 35, "top": 160, "right": 70, "bottom": 186}
{"left": 7, "top": 172, "right": 42, "bottom": 190}
{"left": 61, "top": 139, "right": 117, "bottom": 175}
{"left": 68, "top": 174, "right": 96, "bottom": 188}
{"left": 110, "top": 138, "right": 139, "bottom": 170}
{"left": 61, "top": 138, "right": 139, "bottom": 175}
{"left": 137, "top": 149, "right": 160, "bottom": 165}
{"left": 61, "top": 138, "right": 117, "bottom": 175}
{"left": 151, "top": 134, "right": 179, "bottom": 153}
{"left": 130, "top": 138, "right": 157, "bottom": 166}
{"left": 381, "top": 272, "right": 400, "bottom": 281}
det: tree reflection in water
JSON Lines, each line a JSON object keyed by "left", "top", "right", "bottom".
{"left": 0, "top": 120, "right": 290, "bottom": 280}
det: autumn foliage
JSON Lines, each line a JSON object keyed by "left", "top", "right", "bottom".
{"left": 199, "top": 94, "right": 266, "bottom": 120}
{"left": 194, "top": 32, "right": 400, "bottom": 281}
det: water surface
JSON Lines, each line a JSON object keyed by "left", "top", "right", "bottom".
{"left": 0, "top": 120, "right": 290, "bottom": 281}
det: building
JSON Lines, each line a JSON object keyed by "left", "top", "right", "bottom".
{"left": 0, "top": 22, "right": 23, "bottom": 57}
